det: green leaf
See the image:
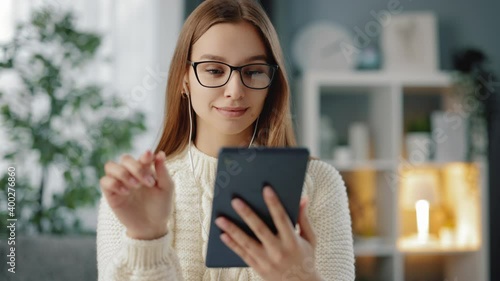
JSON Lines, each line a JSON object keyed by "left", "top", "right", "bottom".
{"left": 3, "top": 151, "right": 16, "bottom": 160}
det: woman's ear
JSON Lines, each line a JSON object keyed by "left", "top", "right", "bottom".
{"left": 183, "top": 73, "right": 190, "bottom": 95}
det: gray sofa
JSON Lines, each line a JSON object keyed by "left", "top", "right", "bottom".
{"left": 0, "top": 235, "right": 97, "bottom": 281}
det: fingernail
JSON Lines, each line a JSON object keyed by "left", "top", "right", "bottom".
{"left": 156, "top": 151, "right": 166, "bottom": 161}
{"left": 232, "top": 198, "right": 244, "bottom": 210}
{"left": 146, "top": 175, "right": 155, "bottom": 187}
{"left": 264, "top": 186, "right": 274, "bottom": 197}
{"left": 215, "top": 217, "right": 227, "bottom": 228}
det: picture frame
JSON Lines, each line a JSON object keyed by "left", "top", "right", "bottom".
{"left": 382, "top": 12, "right": 439, "bottom": 72}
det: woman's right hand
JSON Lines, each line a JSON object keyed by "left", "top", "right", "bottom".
{"left": 100, "top": 150, "right": 174, "bottom": 240}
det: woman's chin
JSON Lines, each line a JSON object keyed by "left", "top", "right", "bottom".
{"left": 216, "top": 124, "right": 254, "bottom": 138}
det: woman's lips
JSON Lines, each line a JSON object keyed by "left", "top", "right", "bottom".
{"left": 215, "top": 107, "right": 248, "bottom": 117}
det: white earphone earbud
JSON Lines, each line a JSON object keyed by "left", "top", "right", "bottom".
{"left": 183, "top": 80, "right": 189, "bottom": 97}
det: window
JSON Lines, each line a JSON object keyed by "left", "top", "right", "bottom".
{"left": 0, "top": 0, "right": 14, "bottom": 43}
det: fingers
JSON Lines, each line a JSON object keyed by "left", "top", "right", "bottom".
{"left": 219, "top": 233, "right": 259, "bottom": 268}
{"left": 153, "top": 151, "right": 171, "bottom": 190}
{"left": 120, "top": 152, "right": 156, "bottom": 188}
{"left": 215, "top": 216, "right": 265, "bottom": 265}
{"left": 139, "top": 149, "right": 155, "bottom": 165}
{"left": 298, "top": 197, "right": 316, "bottom": 247}
{"left": 263, "top": 186, "right": 296, "bottom": 244}
{"left": 101, "top": 150, "right": 162, "bottom": 198}
{"left": 100, "top": 176, "right": 128, "bottom": 197}
{"left": 230, "top": 198, "right": 278, "bottom": 249}
{"left": 104, "top": 161, "right": 140, "bottom": 191}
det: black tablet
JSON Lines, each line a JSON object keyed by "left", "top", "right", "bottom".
{"left": 205, "top": 147, "right": 310, "bottom": 268}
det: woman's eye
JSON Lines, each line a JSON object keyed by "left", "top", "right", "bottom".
{"left": 245, "top": 70, "right": 263, "bottom": 76}
{"left": 206, "top": 69, "right": 224, "bottom": 75}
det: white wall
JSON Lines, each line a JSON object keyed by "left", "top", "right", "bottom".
{"left": 114, "top": 0, "right": 183, "bottom": 154}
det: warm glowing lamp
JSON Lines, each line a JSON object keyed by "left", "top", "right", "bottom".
{"left": 401, "top": 171, "right": 440, "bottom": 245}
{"left": 415, "top": 199, "right": 430, "bottom": 242}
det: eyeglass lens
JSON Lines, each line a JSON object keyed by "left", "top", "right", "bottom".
{"left": 195, "top": 62, "right": 275, "bottom": 89}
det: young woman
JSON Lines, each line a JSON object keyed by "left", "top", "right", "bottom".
{"left": 97, "top": 0, "right": 355, "bottom": 280}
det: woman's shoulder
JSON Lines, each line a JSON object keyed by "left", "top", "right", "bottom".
{"left": 304, "top": 159, "right": 346, "bottom": 197}
{"left": 163, "top": 150, "right": 189, "bottom": 177}
{"left": 306, "top": 158, "right": 343, "bottom": 184}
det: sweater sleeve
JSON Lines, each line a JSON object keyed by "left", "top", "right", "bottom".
{"left": 306, "top": 160, "right": 355, "bottom": 281}
{"left": 96, "top": 196, "right": 184, "bottom": 281}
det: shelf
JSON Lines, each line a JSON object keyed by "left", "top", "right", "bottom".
{"left": 354, "top": 237, "right": 395, "bottom": 257}
{"left": 398, "top": 233, "right": 481, "bottom": 255}
{"left": 326, "top": 159, "right": 395, "bottom": 172}
{"left": 302, "top": 70, "right": 452, "bottom": 87}
{"left": 397, "top": 160, "right": 484, "bottom": 170}
{"left": 399, "top": 246, "right": 480, "bottom": 255}
{"left": 298, "top": 69, "right": 486, "bottom": 281}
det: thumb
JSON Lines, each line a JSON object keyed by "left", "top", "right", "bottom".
{"left": 153, "top": 151, "right": 172, "bottom": 190}
{"left": 298, "top": 197, "right": 316, "bottom": 247}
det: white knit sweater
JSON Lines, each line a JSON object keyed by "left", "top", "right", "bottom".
{"left": 97, "top": 144, "right": 355, "bottom": 280}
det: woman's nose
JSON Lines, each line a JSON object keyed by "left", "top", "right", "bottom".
{"left": 224, "top": 71, "right": 245, "bottom": 99}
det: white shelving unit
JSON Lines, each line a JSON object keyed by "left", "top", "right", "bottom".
{"left": 297, "top": 71, "right": 489, "bottom": 281}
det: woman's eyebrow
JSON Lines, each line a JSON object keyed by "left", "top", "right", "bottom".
{"left": 198, "top": 54, "right": 268, "bottom": 63}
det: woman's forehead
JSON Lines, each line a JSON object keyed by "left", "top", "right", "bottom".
{"left": 191, "top": 21, "right": 268, "bottom": 64}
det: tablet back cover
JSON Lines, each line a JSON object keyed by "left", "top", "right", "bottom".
{"left": 205, "top": 147, "right": 309, "bottom": 268}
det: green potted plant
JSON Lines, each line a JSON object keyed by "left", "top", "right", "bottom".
{"left": 452, "top": 48, "right": 498, "bottom": 162}
{"left": 0, "top": 6, "right": 146, "bottom": 236}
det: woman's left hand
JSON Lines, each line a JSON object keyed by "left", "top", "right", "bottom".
{"left": 215, "top": 186, "right": 322, "bottom": 281}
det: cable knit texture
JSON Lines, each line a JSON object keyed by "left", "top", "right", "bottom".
{"left": 97, "top": 145, "right": 355, "bottom": 280}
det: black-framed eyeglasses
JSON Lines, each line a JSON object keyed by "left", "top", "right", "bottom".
{"left": 188, "top": 60, "right": 278, "bottom": 90}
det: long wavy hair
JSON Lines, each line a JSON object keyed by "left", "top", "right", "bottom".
{"left": 154, "top": 0, "right": 296, "bottom": 157}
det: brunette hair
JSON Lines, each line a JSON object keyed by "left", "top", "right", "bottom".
{"left": 154, "top": 0, "right": 296, "bottom": 157}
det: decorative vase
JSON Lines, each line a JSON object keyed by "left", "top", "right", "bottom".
{"left": 405, "top": 132, "right": 432, "bottom": 163}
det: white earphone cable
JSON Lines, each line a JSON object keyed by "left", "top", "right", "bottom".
{"left": 186, "top": 92, "right": 257, "bottom": 280}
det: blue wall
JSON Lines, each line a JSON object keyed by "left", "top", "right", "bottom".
{"left": 280, "top": 0, "right": 500, "bottom": 75}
